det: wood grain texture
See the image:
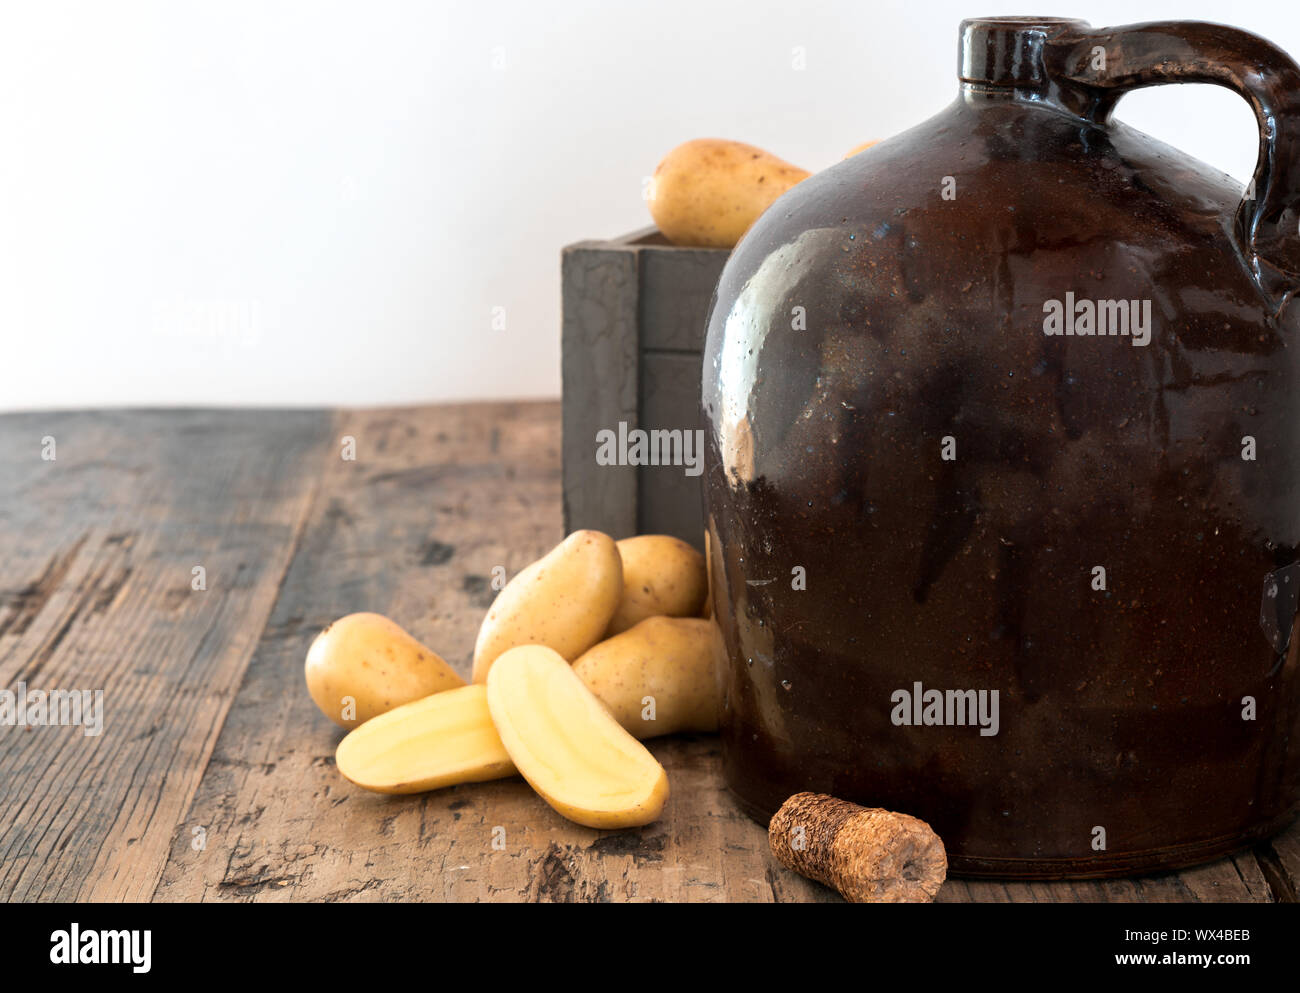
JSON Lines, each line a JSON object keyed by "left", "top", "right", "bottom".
{"left": 638, "top": 245, "right": 728, "bottom": 352}
{"left": 0, "top": 409, "right": 330, "bottom": 901}
{"left": 638, "top": 351, "right": 706, "bottom": 549}
{"left": 153, "top": 402, "right": 832, "bottom": 902}
{"left": 1254, "top": 816, "right": 1300, "bottom": 901}
{"left": 560, "top": 229, "right": 726, "bottom": 550}
{"left": 561, "top": 244, "right": 639, "bottom": 542}
{"left": 1, "top": 403, "right": 1295, "bottom": 902}
{"left": 938, "top": 850, "right": 1275, "bottom": 903}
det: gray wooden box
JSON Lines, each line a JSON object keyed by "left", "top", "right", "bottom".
{"left": 561, "top": 227, "right": 729, "bottom": 551}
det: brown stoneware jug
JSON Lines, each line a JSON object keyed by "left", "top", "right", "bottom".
{"left": 702, "top": 17, "right": 1300, "bottom": 877}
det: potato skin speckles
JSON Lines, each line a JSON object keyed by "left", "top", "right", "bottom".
{"left": 574, "top": 616, "right": 718, "bottom": 739}
{"left": 648, "top": 139, "right": 810, "bottom": 248}
{"left": 605, "top": 535, "right": 706, "bottom": 636}
{"left": 471, "top": 530, "right": 622, "bottom": 683}
{"left": 305, "top": 612, "right": 464, "bottom": 729}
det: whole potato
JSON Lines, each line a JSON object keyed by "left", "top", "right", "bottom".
{"left": 305, "top": 612, "right": 465, "bottom": 728}
{"left": 606, "top": 534, "right": 707, "bottom": 636}
{"left": 472, "top": 530, "right": 623, "bottom": 683}
{"left": 573, "top": 616, "right": 718, "bottom": 739}
{"left": 648, "top": 138, "right": 810, "bottom": 248}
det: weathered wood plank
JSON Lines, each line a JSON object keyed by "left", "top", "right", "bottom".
{"left": 561, "top": 245, "right": 639, "bottom": 541}
{"left": 639, "top": 351, "right": 705, "bottom": 548}
{"left": 1254, "top": 814, "right": 1299, "bottom": 902}
{"left": 561, "top": 231, "right": 723, "bottom": 550}
{"left": 154, "top": 402, "right": 835, "bottom": 902}
{"left": 937, "top": 850, "right": 1274, "bottom": 903}
{"left": 0, "top": 409, "right": 331, "bottom": 901}
{"left": 639, "top": 246, "right": 727, "bottom": 352}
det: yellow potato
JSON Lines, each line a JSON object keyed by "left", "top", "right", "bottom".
{"left": 305, "top": 612, "right": 464, "bottom": 729}
{"left": 648, "top": 138, "right": 810, "bottom": 248}
{"left": 472, "top": 530, "right": 622, "bottom": 683}
{"left": 606, "top": 534, "right": 707, "bottom": 636}
{"left": 844, "top": 139, "right": 880, "bottom": 158}
{"left": 486, "top": 644, "right": 669, "bottom": 829}
{"left": 574, "top": 616, "right": 718, "bottom": 739}
{"left": 335, "top": 685, "right": 515, "bottom": 794}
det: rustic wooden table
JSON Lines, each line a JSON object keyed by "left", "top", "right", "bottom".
{"left": 1, "top": 402, "right": 1296, "bottom": 903}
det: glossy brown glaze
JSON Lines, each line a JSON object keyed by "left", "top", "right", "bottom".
{"left": 702, "top": 17, "right": 1300, "bottom": 877}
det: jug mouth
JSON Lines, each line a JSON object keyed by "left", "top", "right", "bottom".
{"left": 960, "top": 16, "right": 1090, "bottom": 87}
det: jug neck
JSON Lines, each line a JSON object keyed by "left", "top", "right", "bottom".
{"left": 959, "top": 17, "right": 1102, "bottom": 120}
{"left": 958, "top": 16, "right": 1300, "bottom": 310}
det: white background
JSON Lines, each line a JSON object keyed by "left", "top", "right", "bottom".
{"left": 2, "top": 0, "right": 1298, "bottom": 410}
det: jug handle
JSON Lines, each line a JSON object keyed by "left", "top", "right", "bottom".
{"left": 1046, "top": 21, "right": 1300, "bottom": 312}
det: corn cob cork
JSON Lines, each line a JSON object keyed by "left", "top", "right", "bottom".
{"left": 769, "top": 792, "right": 947, "bottom": 903}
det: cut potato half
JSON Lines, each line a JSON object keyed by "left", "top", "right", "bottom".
{"left": 335, "top": 684, "right": 515, "bottom": 794}
{"left": 485, "top": 645, "right": 669, "bottom": 828}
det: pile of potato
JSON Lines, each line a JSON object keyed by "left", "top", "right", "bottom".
{"left": 647, "top": 137, "right": 878, "bottom": 248}
{"left": 304, "top": 531, "right": 713, "bottom": 829}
